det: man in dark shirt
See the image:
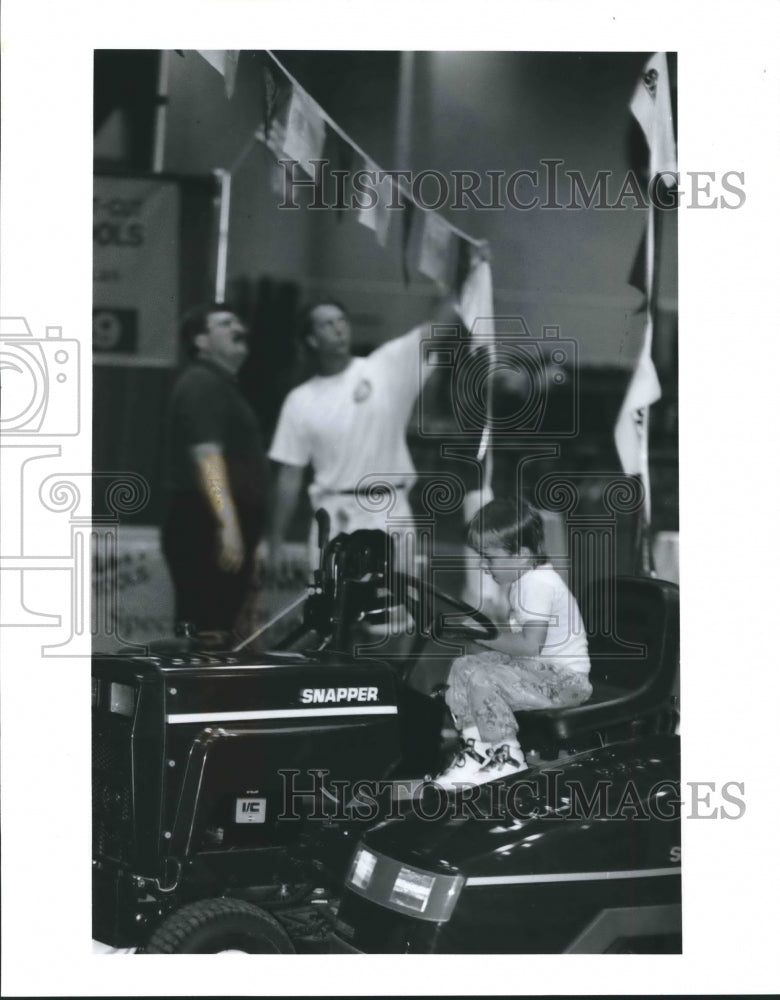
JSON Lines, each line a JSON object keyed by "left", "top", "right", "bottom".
{"left": 162, "top": 302, "right": 266, "bottom": 634}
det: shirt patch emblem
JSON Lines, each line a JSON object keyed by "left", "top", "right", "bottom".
{"left": 353, "top": 378, "right": 373, "bottom": 403}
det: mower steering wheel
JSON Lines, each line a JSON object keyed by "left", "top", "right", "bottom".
{"left": 390, "top": 572, "right": 500, "bottom": 643}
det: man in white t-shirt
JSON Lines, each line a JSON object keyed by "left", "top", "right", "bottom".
{"left": 266, "top": 296, "right": 459, "bottom": 577}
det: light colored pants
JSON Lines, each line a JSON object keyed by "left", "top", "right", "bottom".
{"left": 445, "top": 650, "right": 592, "bottom": 744}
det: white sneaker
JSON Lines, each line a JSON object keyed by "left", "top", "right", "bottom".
{"left": 477, "top": 743, "right": 529, "bottom": 782}
{"left": 427, "top": 736, "right": 490, "bottom": 790}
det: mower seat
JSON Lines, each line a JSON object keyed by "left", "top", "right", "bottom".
{"left": 514, "top": 576, "right": 679, "bottom": 746}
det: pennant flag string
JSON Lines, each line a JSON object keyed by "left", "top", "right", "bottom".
{"left": 263, "top": 49, "right": 483, "bottom": 250}
{"left": 228, "top": 132, "right": 264, "bottom": 179}
{"left": 204, "top": 48, "right": 487, "bottom": 293}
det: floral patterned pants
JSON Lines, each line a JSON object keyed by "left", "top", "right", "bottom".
{"left": 444, "top": 651, "right": 593, "bottom": 744}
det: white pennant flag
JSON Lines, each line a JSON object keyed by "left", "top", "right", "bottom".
{"left": 614, "top": 318, "right": 662, "bottom": 513}
{"left": 630, "top": 52, "right": 677, "bottom": 186}
{"left": 197, "top": 50, "right": 240, "bottom": 99}
{"left": 282, "top": 88, "right": 326, "bottom": 179}
{"left": 458, "top": 253, "right": 495, "bottom": 345}
{"left": 418, "top": 212, "right": 455, "bottom": 286}
{"left": 357, "top": 170, "right": 394, "bottom": 247}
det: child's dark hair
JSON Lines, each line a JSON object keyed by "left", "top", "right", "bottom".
{"left": 466, "top": 497, "right": 548, "bottom": 566}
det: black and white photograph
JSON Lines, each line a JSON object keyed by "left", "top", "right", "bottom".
{"left": 2, "top": 1, "right": 780, "bottom": 996}
{"left": 91, "top": 46, "right": 684, "bottom": 955}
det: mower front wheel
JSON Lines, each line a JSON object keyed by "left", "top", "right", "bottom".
{"left": 143, "top": 897, "right": 295, "bottom": 954}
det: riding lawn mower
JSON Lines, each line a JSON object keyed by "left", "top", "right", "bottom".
{"left": 92, "top": 513, "right": 681, "bottom": 954}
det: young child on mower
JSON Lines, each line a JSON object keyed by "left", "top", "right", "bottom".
{"left": 433, "top": 498, "right": 592, "bottom": 789}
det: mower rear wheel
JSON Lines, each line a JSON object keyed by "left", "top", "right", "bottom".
{"left": 143, "top": 897, "right": 295, "bottom": 954}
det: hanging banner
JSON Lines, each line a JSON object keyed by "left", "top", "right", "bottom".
{"left": 93, "top": 176, "right": 180, "bottom": 367}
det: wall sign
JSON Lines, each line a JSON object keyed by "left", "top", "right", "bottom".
{"left": 93, "top": 176, "right": 180, "bottom": 367}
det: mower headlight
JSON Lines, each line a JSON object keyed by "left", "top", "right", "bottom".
{"left": 389, "top": 867, "right": 435, "bottom": 914}
{"left": 348, "top": 848, "right": 378, "bottom": 890}
{"left": 345, "top": 846, "right": 465, "bottom": 922}
{"left": 109, "top": 682, "right": 136, "bottom": 717}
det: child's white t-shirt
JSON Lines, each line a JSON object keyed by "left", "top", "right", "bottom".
{"left": 508, "top": 563, "right": 590, "bottom": 673}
